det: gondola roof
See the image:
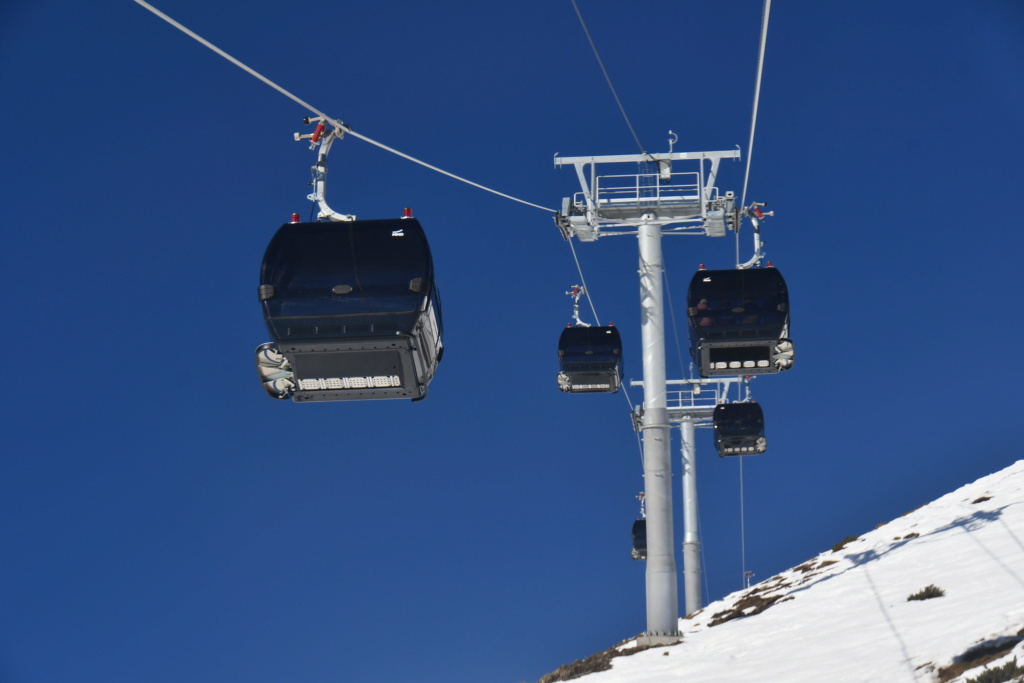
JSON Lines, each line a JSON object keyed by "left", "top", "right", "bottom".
{"left": 558, "top": 324, "right": 622, "bottom": 353}
{"left": 260, "top": 218, "right": 432, "bottom": 303}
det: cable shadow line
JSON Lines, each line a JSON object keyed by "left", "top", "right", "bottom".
{"left": 864, "top": 568, "right": 919, "bottom": 682}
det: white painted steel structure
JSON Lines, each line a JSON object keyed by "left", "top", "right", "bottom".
{"left": 555, "top": 149, "right": 744, "bottom": 643}
{"left": 632, "top": 376, "right": 754, "bottom": 617}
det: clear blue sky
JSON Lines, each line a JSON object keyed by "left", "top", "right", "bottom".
{"left": 2, "top": 1, "right": 1022, "bottom": 682}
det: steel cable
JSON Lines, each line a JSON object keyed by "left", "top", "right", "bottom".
{"left": 133, "top": 0, "right": 555, "bottom": 214}
{"left": 570, "top": 0, "right": 646, "bottom": 155}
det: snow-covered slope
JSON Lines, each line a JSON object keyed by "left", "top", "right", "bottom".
{"left": 573, "top": 460, "right": 1024, "bottom": 683}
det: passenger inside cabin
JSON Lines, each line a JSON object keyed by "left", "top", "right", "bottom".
{"left": 696, "top": 298, "right": 714, "bottom": 327}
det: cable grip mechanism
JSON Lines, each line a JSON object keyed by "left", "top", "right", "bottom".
{"left": 296, "top": 118, "right": 354, "bottom": 222}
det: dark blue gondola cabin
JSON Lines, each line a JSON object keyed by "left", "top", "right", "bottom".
{"left": 557, "top": 325, "right": 623, "bottom": 393}
{"left": 687, "top": 267, "right": 793, "bottom": 377}
{"left": 255, "top": 218, "right": 443, "bottom": 402}
{"left": 713, "top": 402, "right": 767, "bottom": 457}
{"left": 631, "top": 518, "right": 647, "bottom": 560}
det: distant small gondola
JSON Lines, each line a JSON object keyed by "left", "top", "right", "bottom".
{"left": 557, "top": 325, "right": 623, "bottom": 393}
{"left": 631, "top": 518, "right": 647, "bottom": 560}
{"left": 687, "top": 266, "right": 794, "bottom": 377}
{"left": 713, "top": 402, "right": 767, "bottom": 457}
{"left": 255, "top": 216, "right": 443, "bottom": 402}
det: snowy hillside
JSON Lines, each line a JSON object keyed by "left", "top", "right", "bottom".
{"left": 553, "top": 460, "right": 1024, "bottom": 683}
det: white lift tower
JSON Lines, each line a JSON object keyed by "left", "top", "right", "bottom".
{"left": 555, "top": 145, "right": 741, "bottom": 644}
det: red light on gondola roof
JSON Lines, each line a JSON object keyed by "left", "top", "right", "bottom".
{"left": 290, "top": 213, "right": 300, "bottom": 223}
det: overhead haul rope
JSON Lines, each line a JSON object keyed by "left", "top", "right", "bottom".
{"left": 733, "top": 0, "right": 772, "bottom": 590}
{"left": 661, "top": 257, "right": 690, "bottom": 380}
{"left": 568, "top": 0, "right": 772, "bottom": 589}
{"left": 133, "top": 0, "right": 555, "bottom": 214}
{"left": 570, "top": 0, "right": 646, "bottom": 155}
{"left": 739, "top": 0, "right": 772, "bottom": 213}
{"left": 564, "top": 248, "right": 643, "bottom": 465}
{"left": 740, "top": 455, "right": 751, "bottom": 588}
{"left": 137, "top": 0, "right": 649, "bottom": 469}
{"left": 566, "top": 251, "right": 644, "bottom": 468}
{"left": 568, "top": 0, "right": 649, "bottom": 465}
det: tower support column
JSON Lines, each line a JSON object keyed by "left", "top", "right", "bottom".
{"left": 637, "top": 218, "right": 679, "bottom": 642}
{"left": 680, "top": 418, "right": 701, "bottom": 615}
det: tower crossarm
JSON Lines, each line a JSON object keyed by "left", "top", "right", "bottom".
{"left": 630, "top": 376, "right": 748, "bottom": 427}
{"left": 554, "top": 149, "right": 741, "bottom": 241}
